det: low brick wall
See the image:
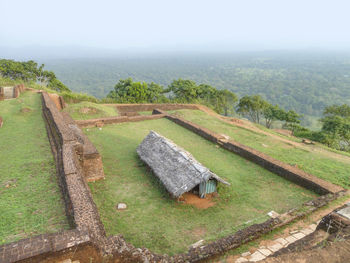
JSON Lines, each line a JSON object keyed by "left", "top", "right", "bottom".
{"left": 158, "top": 111, "right": 344, "bottom": 195}
{"left": 13, "top": 84, "right": 26, "bottom": 98}
{"left": 115, "top": 103, "right": 199, "bottom": 115}
{"left": 0, "top": 87, "right": 4, "bottom": 101}
{"left": 76, "top": 113, "right": 166, "bottom": 128}
{"left": 0, "top": 230, "right": 90, "bottom": 263}
{"left": 0, "top": 101, "right": 345, "bottom": 262}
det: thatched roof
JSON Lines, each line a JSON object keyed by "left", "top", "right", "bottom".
{"left": 137, "top": 131, "right": 229, "bottom": 198}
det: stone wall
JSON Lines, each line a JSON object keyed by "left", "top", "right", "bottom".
{"left": 0, "top": 100, "right": 345, "bottom": 263}
{"left": 0, "top": 87, "right": 4, "bottom": 101}
{"left": 76, "top": 113, "right": 166, "bottom": 128}
{"left": 13, "top": 84, "right": 26, "bottom": 98}
{"left": 158, "top": 110, "right": 344, "bottom": 195}
{"left": 115, "top": 103, "right": 199, "bottom": 115}
{"left": 0, "top": 84, "right": 26, "bottom": 100}
{"left": 0, "top": 229, "right": 91, "bottom": 263}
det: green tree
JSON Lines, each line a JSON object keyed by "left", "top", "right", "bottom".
{"left": 167, "top": 79, "right": 199, "bottom": 103}
{"left": 237, "top": 95, "right": 269, "bottom": 124}
{"left": 0, "top": 59, "right": 70, "bottom": 92}
{"left": 107, "top": 78, "right": 167, "bottom": 103}
{"left": 320, "top": 111, "right": 350, "bottom": 150}
{"left": 262, "top": 104, "right": 286, "bottom": 128}
{"left": 216, "top": 89, "right": 237, "bottom": 116}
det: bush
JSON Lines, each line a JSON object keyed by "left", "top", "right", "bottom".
{"left": 60, "top": 91, "right": 98, "bottom": 103}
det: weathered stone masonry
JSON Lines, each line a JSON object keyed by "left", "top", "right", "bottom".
{"left": 75, "top": 113, "right": 166, "bottom": 128}
{"left": 0, "top": 99, "right": 346, "bottom": 263}
{"left": 156, "top": 109, "right": 344, "bottom": 195}
{"left": 0, "top": 84, "right": 25, "bottom": 100}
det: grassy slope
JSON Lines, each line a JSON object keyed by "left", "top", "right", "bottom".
{"left": 171, "top": 110, "right": 350, "bottom": 188}
{"left": 86, "top": 118, "right": 316, "bottom": 255}
{"left": 0, "top": 92, "right": 69, "bottom": 244}
{"left": 62, "top": 101, "right": 118, "bottom": 120}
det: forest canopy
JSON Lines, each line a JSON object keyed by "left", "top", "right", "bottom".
{"left": 0, "top": 59, "right": 70, "bottom": 92}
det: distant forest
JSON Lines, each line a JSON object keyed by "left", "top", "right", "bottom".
{"left": 44, "top": 51, "right": 350, "bottom": 128}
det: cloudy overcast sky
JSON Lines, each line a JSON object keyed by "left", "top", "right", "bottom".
{"left": 1, "top": 0, "right": 350, "bottom": 52}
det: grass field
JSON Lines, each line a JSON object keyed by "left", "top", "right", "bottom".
{"left": 62, "top": 101, "right": 118, "bottom": 120}
{"left": 0, "top": 92, "right": 69, "bottom": 244}
{"left": 171, "top": 110, "right": 350, "bottom": 189}
{"left": 86, "top": 118, "right": 317, "bottom": 255}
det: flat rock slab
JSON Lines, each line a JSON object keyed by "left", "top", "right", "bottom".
{"left": 258, "top": 248, "right": 272, "bottom": 256}
{"left": 249, "top": 251, "right": 266, "bottom": 262}
{"left": 292, "top": 232, "right": 306, "bottom": 240}
{"left": 117, "top": 203, "right": 127, "bottom": 210}
{"left": 235, "top": 257, "right": 248, "bottom": 263}
{"left": 337, "top": 206, "right": 350, "bottom": 220}
{"left": 267, "top": 242, "right": 283, "bottom": 252}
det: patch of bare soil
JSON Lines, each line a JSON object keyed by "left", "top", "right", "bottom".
{"left": 180, "top": 192, "right": 216, "bottom": 209}
{"left": 274, "top": 129, "right": 292, "bottom": 137}
{"left": 48, "top": 93, "right": 63, "bottom": 110}
{"left": 79, "top": 107, "right": 98, "bottom": 114}
{"left": 189, "top": 226, "right": 208, "bottom": 239}
{"left": 20, "top": 107, "right": 32, "bottom": 113}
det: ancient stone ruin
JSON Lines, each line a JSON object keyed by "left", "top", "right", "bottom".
{"left": 137, "top": 131, "right": 230, "bottom": 198}
{"left": 0, "top": 84, "right": 26, "bottom": 100}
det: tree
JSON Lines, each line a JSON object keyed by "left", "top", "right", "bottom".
{"left": 320, "top": 104, "right": 350, "bottom": 151}
{"left": 216, "top": 89, "right": 237, "bottom": 116}
{"left": 0, "top": 59, "right": 71, "bottom": 92}
{"left": 147, "top": 82, "right": 168, "bottom": 103}
{"left": 262, "top": 104, "right": 285, "bottom": 128}
{"left": 107, "top": 78, "right": 167, "bottom": 103}
{"left": 237, "top": 95, "right": 269, "bottom": 124}
{"left": 167, "top": 79, "right": 199, "bottom": 103}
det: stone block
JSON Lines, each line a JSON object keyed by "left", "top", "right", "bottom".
{"left": 292, "top": 232, "right": 306, "bottom": 240}
{"left": 267, "top": 242, "right": 283, "bottom": 252}
{"left": 300, "top": 228, "right": 314, "bottom": 235}
{"left": 241, "top": 251, "right": 251, "bottom": 257}
{"left": 309, "top": 223, "right": 317, "bottom": 231}
{"left": 249, "top": 251, "right": 266, "bottom": 262}
{"left": 258, "top": 248, "right": 272, "bottom": 256}
{"left": 285, "top": 235, "right": 298, "bottom": 244}
{"left": 117, "top": 203, "right": 127, "bottom": 210}
{"left": 235, "top": 257, "right": 249, "bottom": 263}
{"left": 274, "top": 238, "right": 288, "bottom": 246}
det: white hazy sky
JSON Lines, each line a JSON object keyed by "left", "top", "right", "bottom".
{"left": 1, "top": 0, "right": 350, "bottom": 51}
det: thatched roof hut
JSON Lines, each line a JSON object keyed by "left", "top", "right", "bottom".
{"left": 137, "top": 131, "right": 230, "bottom": 198}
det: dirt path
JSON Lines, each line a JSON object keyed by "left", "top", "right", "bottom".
{"left": 196, "top": 105, "right": 350, "bottom": 165}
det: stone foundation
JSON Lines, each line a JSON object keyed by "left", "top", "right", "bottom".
{"left": 76, "top": 113, "right": 166, "bottom": 128}
{"left": 155, "top": 110, "right": 344, "bottom": 195}
{"left": 0, "top": 100, "right": 346, "bottom": 263}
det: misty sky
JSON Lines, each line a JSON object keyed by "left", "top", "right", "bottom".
{"left": 1, "top": 0, "right": 350, "bottom": 52}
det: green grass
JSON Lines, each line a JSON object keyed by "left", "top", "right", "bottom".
{"left": 171, "top": 110, "right": 350, "bottom": 188}
{"left": 0, "top": 92, "right": 69, "bottom": 244}
{"left": 86, "top": 118, "right": 317, "bottom": 255}
{"left": 138, "top": 111, "right": 153, "bottom": 115}
{"left": 62, "top": 101, "right": 118, "bottom": 120}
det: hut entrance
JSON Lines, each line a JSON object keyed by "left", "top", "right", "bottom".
{"left": 199, "top": 179, "right": 217, "bottom": 198}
